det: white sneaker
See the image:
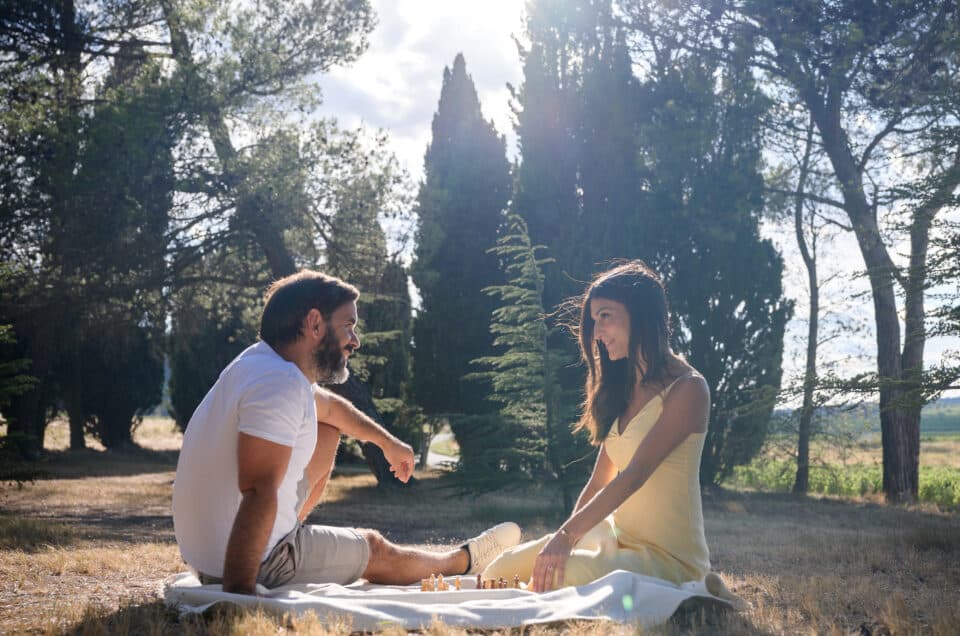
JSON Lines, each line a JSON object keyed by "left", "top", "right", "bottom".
{"left": 464, "top": 522, "right": 522, "bottom": 574}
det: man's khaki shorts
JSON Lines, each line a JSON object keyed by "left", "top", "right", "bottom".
{"left": 198, "top": 523, "right": 370, "bottom": 588}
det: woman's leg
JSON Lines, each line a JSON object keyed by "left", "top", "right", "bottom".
{"left": 563, "top": 544, "right": 699, "bottom": 587}
{"left": 483, "top": 517, "right": 619, "bottom": 586}
{"left": 481, "top": 534, "right": 549, "bottom": 582}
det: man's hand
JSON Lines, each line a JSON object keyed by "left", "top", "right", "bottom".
{"left": 531, "top": 529, "right": 575, "bottom": 592}
{"left": 383, "top": 438, "right": 415, "bottom": 483}
{"left": 315, "top": 388, "right": 415, "bottom": 483}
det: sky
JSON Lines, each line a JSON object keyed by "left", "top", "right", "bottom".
{"left": 314, "top": 0, "right": 524, "bottom": 179}
{"left": 312, "top": 1, "right": 958, "bottom": 401}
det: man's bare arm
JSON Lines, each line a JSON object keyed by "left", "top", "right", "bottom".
{"left": 314, "top": 387, "right": 414, "bottom": 482}
{"left": 298, "top": 424, "right": 339, "bottom": 521}
{"left": 221, "top": 433, "right": 292, "bottom": 594}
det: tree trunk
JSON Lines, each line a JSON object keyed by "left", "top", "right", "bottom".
{"left": 792, "top": 121, "right": 817, "bottom": 495}
{"left": 806, "top": 88, "right": 919, "bottom": 502}
{"left": 64, "top": 393, "right": 87, "bottom": 451}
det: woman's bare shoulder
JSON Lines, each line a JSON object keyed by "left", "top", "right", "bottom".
{"left": 664, "top": 370, "right": 710, "bottom": 432}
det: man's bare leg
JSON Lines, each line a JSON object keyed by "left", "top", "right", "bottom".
{"left": 299, "top": 423, "right": 340, "bottom": 521}
{"left": 359, "top": 530, "right": 469, "bottom": 585}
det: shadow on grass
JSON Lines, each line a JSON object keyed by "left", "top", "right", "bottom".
{"left": 313, "top": 470, "right": 564, "bottom": 545}
{"left": 0, "top": 510, "right": 175, "bottom": 550}
{"left": 53, "top": 599, "right": 346, "bottom": 636}
{"left": 702, "top": 485, "right": 959, "bottom": 526}
{"left": 0, "top": 512, "right": 77, "bottom": 551}
{"left": 49, "top": 596, "right": 773, "bottom": 636}
{"left": 35, "top": 446, "right": 179, "bottom": 479}
{"left": 666, "top": 598, "right": 773, "bottom": 636}
{"left": 51, "top": 599, "right": 180, "bottom": 636}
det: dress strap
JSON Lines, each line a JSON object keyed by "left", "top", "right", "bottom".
{"left": 661, "top": 371, "right": 698, "bottom": 399}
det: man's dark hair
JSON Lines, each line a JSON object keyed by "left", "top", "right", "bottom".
{"left": 259, "top": 270, "right": 359, "bottom": 348}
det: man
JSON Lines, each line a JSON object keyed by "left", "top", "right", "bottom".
{"left": 173, "top": 270, "right": 520, "bottom": 594}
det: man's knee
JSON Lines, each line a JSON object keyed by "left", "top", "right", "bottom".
{"left": 358, "top": 529, "right": 398, "bottom": 581}
{"left": 359, "top": 529, "right": 392, "bottom": 562}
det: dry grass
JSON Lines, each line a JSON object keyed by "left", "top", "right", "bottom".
{"left": 1, "top": 419, "right": 958, "bottom": 634}
{"left": 807, "top": 433, "right": 960, "bottom": 469}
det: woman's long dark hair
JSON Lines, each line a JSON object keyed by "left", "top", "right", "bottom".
{"left": 573, "top": 261, "right": 673, "bottom": 445}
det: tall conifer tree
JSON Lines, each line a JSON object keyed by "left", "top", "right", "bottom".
{"left": 412, "top": 54, "right": 511, "bottom": 416}
{"left": 511, "top": 3, "right": 583, "bottom": 308}
{"left": 511, "top": 0, "right": 789, "bottom": 483}
{"left": 639, "top": 50, "right": 791, "bottom": 484}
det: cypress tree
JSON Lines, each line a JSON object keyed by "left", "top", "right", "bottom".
{"left": 639, "top": 53, "right": 792, "bottom": 484}
{"left": 412, "top": 53, "right": 511, "bottom": 417}
{"left": 511, "top": 6, "right": 582, "bottom": 309}
{"left": 512, "top": 1, "right": 790, "bottom": 484}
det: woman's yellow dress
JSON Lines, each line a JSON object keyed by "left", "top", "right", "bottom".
{"left": 482, "top": 375, "right": 711, "bottom": 586}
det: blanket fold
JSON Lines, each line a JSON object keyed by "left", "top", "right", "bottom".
{"left": 163, "top": 569, "right": 732, "bottom": 631}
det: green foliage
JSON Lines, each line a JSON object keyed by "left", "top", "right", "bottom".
{"left": 921, "top": 402, "right": 960, "bottom": 435}
{"left": 466, "top": 214, "right": 591, "bottom": 511}
{"left": 513, "top": 1, "right": 789, "bottom": 488}
{"left": 322, "top": 129, "right": 414, "bottom": 409}
{"left": 449, "top": 413, "right": 544, "bottom": 491}
{"left": 78, "top": 322, "right": 166, "bottom": 448}
{"left": 412, "top": 53, "right": 511, "bottom": 417}
{"left": 0, "top": 324, "right": 36, "bottom": 409}
{"left": 168, "top": 246, "right": 265, "bottom": 430}
{"left": 640, "top": 0, "right": 960, "bottom": 501}
{"left": 1, "top": 39, "right": 176, "bottom": 451}
{"left": 0, "top": 0, "right": 397, "bottom": 459}
{"left": 637, "top": 50, "right": 790, "bottom": 485}
{"left": 728, "top": 459, "right": 960, "bottom": 509}
{"left": 0, "top": 432, "right": 46, "bottom": 486}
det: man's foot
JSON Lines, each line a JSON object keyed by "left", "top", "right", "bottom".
{"left": 464, "top": 522, "right": 522, "bottom": 574}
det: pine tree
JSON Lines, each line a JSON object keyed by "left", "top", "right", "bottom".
{"left": 466, "top": 214, "right": 591, "bottom": 511}
{"left": 412, "top": 54, "right": 511, "bottom": 418}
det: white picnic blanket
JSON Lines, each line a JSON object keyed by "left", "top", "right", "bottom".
{"left": 163, "top": 569, "right": 733, "bottom": 631}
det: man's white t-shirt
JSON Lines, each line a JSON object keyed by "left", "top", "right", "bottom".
{"left": 172, "top": 341, "right": 318, "bottom": 577}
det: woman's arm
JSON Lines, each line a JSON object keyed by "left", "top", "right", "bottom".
{"left": 531, "top": 375, "right": 710, "bottom": 591}
{"left": 572, "top": 445, "right": 618, "bottom": 513}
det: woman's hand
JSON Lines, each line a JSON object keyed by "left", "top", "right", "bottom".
{"left": 531, "top": 529, "right": 575, "bottom": 592}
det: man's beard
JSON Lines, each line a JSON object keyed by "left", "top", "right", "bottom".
{"left": 314, "top": 331, "right": 350, "bottom": 384}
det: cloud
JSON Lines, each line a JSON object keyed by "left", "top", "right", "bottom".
{"left": 313, "top": 0, "right": 524, "bottom": 180}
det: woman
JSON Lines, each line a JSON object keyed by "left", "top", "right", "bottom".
{"left": 483, "top": 260, "right": 721, "bottom": 593}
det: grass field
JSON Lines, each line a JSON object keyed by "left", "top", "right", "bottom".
{"left": 1, "top": 418, "right": 959, "bottom": 634}
{"left": 729, "top": 434, "right": 960, "bottom": 507}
